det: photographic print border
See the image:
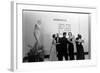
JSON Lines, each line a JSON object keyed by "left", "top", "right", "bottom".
{"left": 11, "top": 1, "right": 97, "bottom": 71}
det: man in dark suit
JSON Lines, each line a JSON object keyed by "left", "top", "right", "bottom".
{"left": 58, "top": 32, "right": 69, "bottom": 61}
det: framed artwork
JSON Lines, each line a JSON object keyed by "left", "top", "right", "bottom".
{"left": 11, "top": 1, "right": 97, "bottom": 71}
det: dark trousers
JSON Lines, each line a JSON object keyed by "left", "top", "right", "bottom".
{"left": 69, "top": 53, "right": 74, "bottom": 60}
{"left": 68, "top": 49, "right": 75, "bottom": 60}
{"left": 57, "top": 49, "right": 68, "bottom": 61}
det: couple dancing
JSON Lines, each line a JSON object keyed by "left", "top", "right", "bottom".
{"left": 50, "top": 32, "right": 75, "bottom": 61}
{"left": 49, "top": 32, "right": 84, "bottom": 61}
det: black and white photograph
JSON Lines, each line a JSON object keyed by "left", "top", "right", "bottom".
{"left": 10, "top": 1, "right": 97, "bottom": 71}
{"left": 22, "top": 10, "right": 90, "bottom": 62}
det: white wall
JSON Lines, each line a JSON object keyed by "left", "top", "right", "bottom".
{"left": 0, "top": 0, "right": 100, "bottom": 73}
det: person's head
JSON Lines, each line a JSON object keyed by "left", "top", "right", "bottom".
{"left": 78, "top": 34, "right": 82, "bottom": 39}
{"left": 68, "top": 32, "right": 72, "bottom": 38}
{"left": 63, "top": 32, "right": 66, "bottom": 37}
{"left": 52, "top": 34, "right": 56, "bottom": 39}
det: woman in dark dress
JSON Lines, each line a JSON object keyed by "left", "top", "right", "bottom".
{"left": 76, "top": 34, "right": 85, "bottom": 60}
{"left": 68, "top": 32, "right": 75, "bottom": 60}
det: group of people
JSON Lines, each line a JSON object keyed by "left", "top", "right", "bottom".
{"left": 50, "top": 32, "right": 85, "bottom": 61}
{"left": 33, "top": 20, "right": 85, "bottom": 61}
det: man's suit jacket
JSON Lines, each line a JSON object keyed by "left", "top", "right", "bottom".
{"left": 60, "top": 37, "right": 69, "bottom": 51}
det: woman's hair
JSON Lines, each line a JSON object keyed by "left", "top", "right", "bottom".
{"left": 78, "top": 34, "right": 82, "bottom": 39}
{"left": 68, "top": 32, "right": 72, "bottom": 36}
{"left": 52, "top": 34, "right": 55, "bottom": 39}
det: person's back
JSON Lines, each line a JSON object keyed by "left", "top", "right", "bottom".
{"left": 59, "top": 32, "right": 68, "bottom": 60}
{"left": 60, "top": 37, "right": 68, "bottom": 50}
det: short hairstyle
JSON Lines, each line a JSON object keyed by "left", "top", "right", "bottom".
{"left": 63, "top": 32, "right": 66, "bottom": 35}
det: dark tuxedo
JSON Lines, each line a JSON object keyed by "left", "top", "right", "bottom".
{"left": 57, "top": 37, "right": 69, "bottom": 61}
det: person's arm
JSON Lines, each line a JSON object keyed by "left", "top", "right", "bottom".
{"left": 81, "top": 39, "right": 84, "bottom": 43}
{"left": 79, "top": 39, "right": 84, "bottom": 44}
{"left": 72, "top": 36, "right": 76, "bottom": 44}
{"left": 67, "top": 38, "right": 73, "bottom": 44}
{"left": 75, "top": 37, "right": 79, "bottom": 42}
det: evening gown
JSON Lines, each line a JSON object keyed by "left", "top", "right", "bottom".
{"left": 68, "top": 38, "right": 75, "bottom": 60}
{"left": 49, "top": 39, "right": 58, "bottom": 61}
{"left": 76, "top": 39, "right": 85, "bottom": 60}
